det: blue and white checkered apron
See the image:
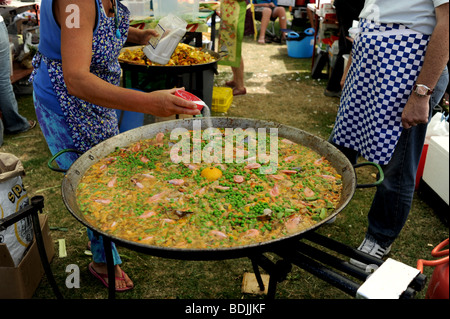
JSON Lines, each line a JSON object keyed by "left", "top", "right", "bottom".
{"left": 333, "top": 19, "right": 431, "bottom": 165}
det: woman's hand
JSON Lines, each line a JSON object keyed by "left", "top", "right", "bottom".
{"left": 127, "top": 27, "right": 160, "bottom": 45}
{"left": 145, "top": 88, "right": 201, "bottom": 118}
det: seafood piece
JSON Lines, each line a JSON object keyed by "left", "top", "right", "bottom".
{"left": 131, "top": 178, "right": 144, "bottom": 189}
{"left": 269, "top": 174, "right": 284, "bottom": 180}
{"left": 156, "top": 132, "right": 164, "bottom": 143}
{"left": 147, "top": 191, "right": 167, "bottom": 203}
{"left": 214, "top": 185, "right": 230, "bottom": 191}
{"left": 318, "top": 174, "right": 336, "bottom": 181}
{"left": 131, "top": 143, "right": 141, "bottom": 152}
{"left": 270, "top": 183, "right": 280, "bottom": 197}
{"left": 284, "top": 155, "right": 298, "bottom": 163}
{"left": 314, "top": 156, "right": 325, "bottom": 165}
{"left": 107, "top": 177, "right": 117, "bottom": 188}
{"left": 242, "top": 229, "right": 260, "bottom": 238}
{"left": 245, "top": 162, "right": 261, "bottom": 169}
{"left": 168, "top": 179, "right": 185, "bottom": 186}
{"left": 280, "top": 170, "right": 298, "bottom": 175}
{"left": 138, "top": 211, "right": 157, "bottom": 219}
{"left": 209, "top": 230, "right": 227, "bottom": 239}
{"left": 184, "top": 163, "right": 199, "bottom": 170}
{"left": 140, "top": 156, "right": 150, "bottom": 163}
{"left": 285, "top": 215, "right": 302, "bottom": 233}
{"left": 303, "top": 187, "right": 315, "bottom": 197}
{"left": 193, "top": 186, "right": 207, "bottom": 195}
{"left": 94, "top": 199, "right": 111, "bottom": 204}
{"left": 233, "top": 175, "right": 244, "bottom": 183}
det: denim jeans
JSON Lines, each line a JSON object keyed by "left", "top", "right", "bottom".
{"left": 329, "top": 67, "right": 449, "bottom": 248}
{"left": 0, "top": 20, "right": 30, "bottom": 134}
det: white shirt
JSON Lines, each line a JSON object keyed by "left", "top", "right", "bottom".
{"left": 359, "top": 0, "right": 449, "bottom": 34}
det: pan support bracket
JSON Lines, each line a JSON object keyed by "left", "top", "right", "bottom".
{"left": 249, "top": 254, "right": 292, "bottom": 299}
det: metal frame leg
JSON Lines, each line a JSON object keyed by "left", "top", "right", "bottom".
{"left": 102, "top": 235, "right": 116, "bottom": 299}
{"left": 0, "top": 195, "right": 63, "bottom": 299}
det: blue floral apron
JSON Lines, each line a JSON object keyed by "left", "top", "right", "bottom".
{"left": 30, "top": 0, "right": 130, "bottom": 153}
{"left": 333, "top": 18, "right": 430, "bottom": 165}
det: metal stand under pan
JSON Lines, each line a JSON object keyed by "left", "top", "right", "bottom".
{"left": 99, "top": 230, "right": 426, "bottom": 300}
{"left": 249, "top": 232, "right": 427, "bottom": 299}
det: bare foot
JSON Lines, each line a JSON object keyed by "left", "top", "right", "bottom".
{"left": 90, "top": 262, "right": 134, "bottom": 291}
{"left": 233, "top": 87, "right": 247, "bottom": 96}
{"left": 225, "top": 80, "right": 236, "bottom": 87}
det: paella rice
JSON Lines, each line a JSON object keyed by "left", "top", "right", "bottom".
{"left": 77, "top": 129, "right": 343, "bottom": 249}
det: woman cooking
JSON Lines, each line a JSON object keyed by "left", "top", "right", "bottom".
{"left": 30, "top": 0, "right": 200, "bottom": 292}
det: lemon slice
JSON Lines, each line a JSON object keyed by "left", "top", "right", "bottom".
{"left": 201, "top": 167, "right": 223, "bottom": 181}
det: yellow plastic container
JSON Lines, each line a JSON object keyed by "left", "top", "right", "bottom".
{"left": 211, "top": 87, "right": 233, "bottom": 113}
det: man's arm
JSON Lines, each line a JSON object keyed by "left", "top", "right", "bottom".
{"left": 401, "top": 3, "right": 449, "bottom": 129}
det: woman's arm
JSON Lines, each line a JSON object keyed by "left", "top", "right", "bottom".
{"left": 54, "top": 0, "right": 199, "bottom": 117}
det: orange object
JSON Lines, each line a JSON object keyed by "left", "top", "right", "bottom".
{"left": 417, "top": 238, "right": 449, "bottom": 299}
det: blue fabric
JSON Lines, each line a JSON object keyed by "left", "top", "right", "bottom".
{"left": 332, "top": 19, "right": 430, "bottom": 165}
{"left": 115, "top": 109, "right": 145, "bottom": 133}
{"left": 0, "top": 20, "right": 30, "bottom": 133}
{"left": 30, "top": 0, "right": 130, "bottom": 265}
{"left": 34, "top": 93, "right": 122, "bottom": 265}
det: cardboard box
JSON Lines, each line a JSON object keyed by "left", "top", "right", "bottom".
{"left": 0, "top": 214, "right": 54, "bottom": 299}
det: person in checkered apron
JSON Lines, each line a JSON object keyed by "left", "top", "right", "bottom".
{"left": 330, "top": 0, "right": 449, "bottom": 271}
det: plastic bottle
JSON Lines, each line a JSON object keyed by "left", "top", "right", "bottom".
{"left": 143, "top": 14, "right": 187, "bottom": 65}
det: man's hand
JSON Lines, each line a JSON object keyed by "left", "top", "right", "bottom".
{"left": 401, "top": 94, "right": 430, "bottom": 129}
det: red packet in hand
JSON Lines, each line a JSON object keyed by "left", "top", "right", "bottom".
{"left": 175, "top": 89, "right": 206, "bottom": 111}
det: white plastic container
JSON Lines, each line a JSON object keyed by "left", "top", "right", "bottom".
{"left": 422, "top": 135, "right": 449, "bottom": 205}
{"left": 122, "top": 0, "right": 151, "bottom": 19}
{"left": 153, "top": 0, "right": 199, "bottom": 20}
{"left": 143, "top": 14, "right": 187, "bottom": 65}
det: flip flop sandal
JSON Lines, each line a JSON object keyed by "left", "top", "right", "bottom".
{"left": 88, "top": 262, "right": 133, "bottom": 292}
{"left": 28, "top": 120, "right": 36, "bottom": 130}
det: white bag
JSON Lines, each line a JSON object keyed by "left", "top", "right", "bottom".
{"left": 425, "top": 112, "right": 449, "bottom": 144}
{"left": 0, "top": 153, "right": 32, "bottom": 267}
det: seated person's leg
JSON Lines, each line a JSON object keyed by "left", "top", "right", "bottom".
{"left": 273, "top": 7, "right": 287, "bottom": 40}
{"left": 258, "top": 7, "right": 273, "bottom": 43}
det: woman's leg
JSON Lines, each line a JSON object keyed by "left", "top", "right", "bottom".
{"left": 34, "top": 94, "right": 133, "bottom": 290}
{"left": 231, "top": 57, "right": 246, "bottom": 96}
